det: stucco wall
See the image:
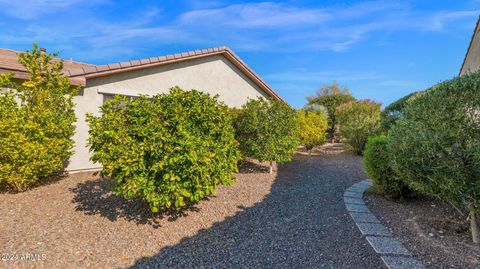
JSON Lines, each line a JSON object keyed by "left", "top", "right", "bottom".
{"left": 67, "top": 55, "right": 270, "bottom": 171}
{"left": 461, "top": 24, "right": 480, "bottom": 75}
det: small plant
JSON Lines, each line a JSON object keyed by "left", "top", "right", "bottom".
{"left": 336, "top": 100, "right": 381, "bottom": 155}
{"left": 297, "top": 110, "right": 328, "bottom": 158}
{"left": 0, "top": 44, "right": 77, "bottom": 191}
{"left": 87, "top": 88, "right": 241, "bottom": 212}
{"left": 234, "top": 98, "right": 299, "bottom": 173}
{"left": 362, "top": 135, "right": 409, "bottom": 200}
{"left": 389, "top": 72, "right": 480, "bottom": 243}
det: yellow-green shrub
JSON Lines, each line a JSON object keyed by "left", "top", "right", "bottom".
{"left": 297, "top": 110, "right": 328, "bottom": 156}
{"left": 0, "top": 44, "right": 77, "bottom": 191}
{"left": 87, "top": 88, "right": 241, "bottom": 212}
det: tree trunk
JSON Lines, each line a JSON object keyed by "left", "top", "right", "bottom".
{"left": 308, "top": 149, "right": 312, "bottom": 159}
{"left": 269, "top": 161, "right": 273, "bottom": 174}
{"left": 469, "top": 204, "right": 480, "bottom": 244}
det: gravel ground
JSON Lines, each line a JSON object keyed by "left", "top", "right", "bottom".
{"left": 1, "top": 145, "right": 383, "bottom": 268}
{"left": 365, "top": 192, "right": 480, "bottom": 268}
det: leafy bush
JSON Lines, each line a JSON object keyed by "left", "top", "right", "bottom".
{"left": 336, "top": 100, "right": 381, "bottom": 155}
{"left": 0, "top": 44, "right": 77, "bottom": 191}
{"left": 362, "top": 135, "right": 409, "bottom": 200}
{"left": 380, "top": 92, "right": 418, "bottom": 133}
{"left": 388, "top": 72, "right": 480, "bottom": 242}
{"left": 307, "top": 93, "right": 355, "bottom": 142}
{"left": 87, "top": 88, "right": 241, "bottom": 212}
{"left": 234, "top": 98, "right": 299, "bottom": 173}
{"left": 297, "top": 110, "right": 328, "bottom": 157}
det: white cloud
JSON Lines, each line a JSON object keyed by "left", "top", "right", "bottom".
{"left": 0, "top": 0, "right": 106, "bottom": 19}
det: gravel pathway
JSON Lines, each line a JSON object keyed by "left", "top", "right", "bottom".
{"left": 0, "top": 146, "right": 383, "bottom": 268}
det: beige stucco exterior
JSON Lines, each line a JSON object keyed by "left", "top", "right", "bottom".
{"left": 460, "top": 18, "right": 480, "bottom": 76}
{"left": 68, "top": 54, "right": 270, "bottom": 171}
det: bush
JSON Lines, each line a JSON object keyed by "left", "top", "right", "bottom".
{"left": 362, "top": 135, "right": 409, "bottom": 200}
{"left": 388, "top": 72, "right": 480, "bottom": 242}
{"left": 0, "top": 44, "right": 77, "bottom": 191}
{"left": 380, "top": 92, "right": 418, "bottom": 133}
{"left": 297, "top": 110, "right": 328, "bottom": 157}
{"left": 336, "top": 100, "right": 381, "bottom": 155}
{"left": 234, "top": 98, "right": 299, "bottom": 173}
{"left": 307, "top": 93, "right": 355, "bottom": 142}
{"left": 87, "top": 87, "right": 241, "bottom": 212}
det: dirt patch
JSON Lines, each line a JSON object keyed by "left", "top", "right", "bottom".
{"left": 365, "top": 193, "right": 480, "bottom": 269}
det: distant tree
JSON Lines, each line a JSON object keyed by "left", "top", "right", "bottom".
{"left": 307, "top": 93, "right": 356, "bottom": 142}
{"left": 297, "top": 110, "right": 328, "bottom": 158}
{"left": 306, "top": 81, "right": 351, "bottom": 102}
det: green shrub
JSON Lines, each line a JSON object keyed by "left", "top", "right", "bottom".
{"left": 307, "top": 93, "right": 356, "bottom": 142}
{"left": 388, "top": 72, "right": 480, "bottom": 242}
{"left": 234, "top": 98, "right": 299, "bottom": 173}
{"left": 87, "top": 87, "right": 241, "bottom": 212}
{"left": 0, "top": 44, "right": 77, "bottom": 191}
{"left": 297, "top": 110, "right": 328, "bottom": 157}
{"left": 380, "top": 92, "right": 418, "bottom": 133}
{"left": 362, "top": 135, "right": 409, "bottom": 200}
{"left": 336, "top": 100, "right": 381, "bottom": 155}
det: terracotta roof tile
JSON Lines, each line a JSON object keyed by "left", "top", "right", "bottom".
{"left": 158, "top": 55, "right": 167, "bottom": 61}
{"left": 130, "top": 59, "right": 141, "bottom": 66}
{"left": 119, "top": 61, "right": 131, "bottom": 68}
{"left": 96, "top": 65, "right": 109, "bottom": 72}
{"left": 166, "top": 54, "right": 174, "bottom": 60}
{"left": 107, "top": 63, "right": 121, "bottom": 69}
{"left": 149, "top": 57, "right": 159, "bottom": 63}
{"left": 140, "top": 59, "right": 150, "bottom": 65}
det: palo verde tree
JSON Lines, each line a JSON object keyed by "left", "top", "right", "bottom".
{"left": 0, "top": 44, "right": 77, "bottom": 191}
{"left": 87, "top": 88, "right": 241, "bottom": 212}
{"left": 306, "top": 82, "right": 355, "bottom": 142}
{"left": 388, "top": 72, "right": 480, "bottom": 243}
{"left": 297, "top": 110, "right": 328, "bottom": 158}
{"left": 234, "top": 98, "right": 299, "bottom": 173}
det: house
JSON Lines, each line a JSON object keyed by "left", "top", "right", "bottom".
{"left": 0, "top": 46, "right": 284, "bottom": 172}
{"left": 460, "top": 16, "right": 480, "bottom": 75}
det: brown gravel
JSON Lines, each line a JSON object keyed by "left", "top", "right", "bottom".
{"left": 1, "top": 146, "right": 384, "bottom": 268}
{"left": 365, "top": 192, "right": 480, "bottom": 269}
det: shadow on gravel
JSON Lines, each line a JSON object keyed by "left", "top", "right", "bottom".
{"left": 126, "top": 153, "right": 384, "bottom": 269}
{"left": 70, "top": 178, "right": 200, "bottom": 228}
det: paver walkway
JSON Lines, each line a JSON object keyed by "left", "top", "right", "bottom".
{"left": 133, "top": 150, "right": 385, "bottom": 268}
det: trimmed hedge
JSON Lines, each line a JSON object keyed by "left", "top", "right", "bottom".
{"left": 380, "top": 92, "right": 417, "bottom": 133}
{"left": 234, "top": 98, "right": 299, "bottom": 173}
{"left": 388, "top": 72, "right": 480, "bottom": 242}
{"left": 362, "top": 135, "right": 409, "bottom": 200}
{"left": 87, "top": 87, "right": 241, "bottom": 212}
{"left": 0, "top": 44, "right": 77, "bottom": 191}
{"left": 336, "top": 100, "right": 381, "bottom": 155}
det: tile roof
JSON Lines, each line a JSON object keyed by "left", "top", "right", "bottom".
{"left": 0, "top": 48, "right": 95, "bottom": 74}
{"left": 0, "top": 46, "right": 283, "bottom": 102}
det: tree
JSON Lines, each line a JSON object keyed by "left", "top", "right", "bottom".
{"left": 306, "top": 81, "right": 351, "bottom": 101}
{"left": 307, "top": 93, "right": 356, "bottom": 142}
{"left": 234, "top": 98, "right": 299, "bottom": 173}
{"left": 87, "top": 88, "right": 241, "bottom": 212}
{"left": 336, "top": 100, "right": 381, "bottom": 155}
{"left": 0, "top": 44, "right": 77, "bottom": 191}
{"left": 297, "top": 110, "right": 328, "bottom": 158}
{"left": 388, "top": 72, "right": 480, "bottom": 243}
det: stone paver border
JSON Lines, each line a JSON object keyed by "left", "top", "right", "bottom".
{"left": 344, "top": 180, "right": 425, "bottom": 269}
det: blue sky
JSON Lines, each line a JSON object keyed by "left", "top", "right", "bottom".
{"left": 0, "top": 0, "right": 478, "bottom": 108}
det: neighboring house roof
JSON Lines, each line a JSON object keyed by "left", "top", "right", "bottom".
{"left": 460, "top": 16, "right": 480, "bottom": 76}
{"left": 0, "top": 48, "right": 94, "bottom": 85}
{"left": 0, "top": 46, "right": 283, "bottom": 102}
